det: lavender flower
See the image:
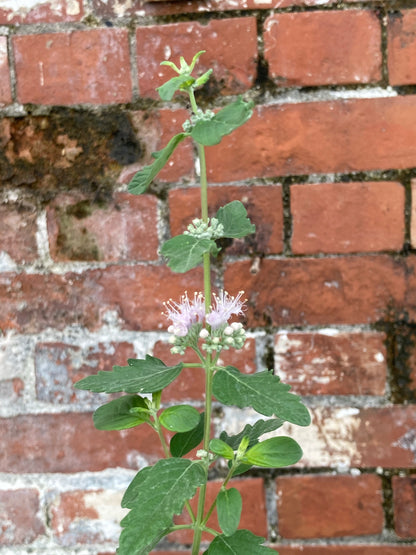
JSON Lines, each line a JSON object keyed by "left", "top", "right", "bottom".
{"left": 163, "top": 292, "right": 205, "bottom": 337}
{"left": 206, "top": 290, "right": 245, "bottom": 330}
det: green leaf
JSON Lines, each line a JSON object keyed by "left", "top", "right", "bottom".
{"left": 191, "top": 97, "right": 253, "bottom": 146}
{"left": 128, "top": 133, "right": 187, "bottom": 195}
{"left": 93, "top": 395, "right": 149, "bottom": 431}
{"left": 220, "top": 418, "right": 284, "bottom": 450}
{"left": 170, "top": 412, "right": 205, "bottom": 457}
{"left": 119, "top": 458, "right": 206, "bottom": 555}
{"left": 204, "top": 530, "right": 276, "bottom": 555}
{"left": 157, "top": 75, "right": 196, "bottom": 101}
{"left": 213, "top": 367, "right": 311, "bottom": 427}
{"left": 160, "top": 405, "right": 200, "bottom": 432}
{"left": 209, "top": 438, "right": 234, "bottom": 459}
{"left": 216, "top": 201, "right": 256, "bottom": 239}
{"left": 217, "top": 488, "right": 242, "bottom": 536}
{"left": 244, "top": 437, "right": 302, "bottom": 468}
{"left": 74, "top": 355, "right": 183, "bottom": 394}
{"left": 161, "top": 234, "right": 218, "bottom": 273}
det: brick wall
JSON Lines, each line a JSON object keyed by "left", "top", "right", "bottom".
{"left": 1, "top": 0, "right": 416, "bottom": 553}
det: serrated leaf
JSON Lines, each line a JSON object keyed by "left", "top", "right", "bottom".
{"left": 217, "top": 488, "right": 242, "bottom": 536}
{"left": 74, "top": 355, "right": 183, "bottom": 394}
{"left": 128, "top": 133, "right": 187, "bottom": 195}
{"left": 170, "top": 412, "right": 205, "bottom": 457}
{"left": 220, "top": 418, "right": 284, "bottom": 450}
{"left": 216, "top": 200, "right": 256, "bottom": 239}
{"left": 160, "top": 405, "right": 200, "bottom": 432}
{"left": 157, "top": 75, "right": 195, "bottom": 101}
{"left": 244, "top": 437, "right": 302, "bottom": 468}
{"left": 161, "top": 234, "right": 218, "bottom": 273}
{"left": 213, "top": 367, "right": 311, "bottom": 427}
{"left": 204, "top": 529, "right": 276, "bottom": 555}
{"left": 118, "top": 458, "right": 206, "bottom": 555}
{"left": 209, "top": 438, "right": 234, "bottom": 459}
{"left": 93, "top": 395, "right": 149, "bottom": 431}
{"left": 191, "top": 97, "right": 253, "bottom": 146}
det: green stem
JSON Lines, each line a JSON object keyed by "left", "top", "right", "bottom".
{"left": 188, "top": 86, "right": 214, "bottom": 555}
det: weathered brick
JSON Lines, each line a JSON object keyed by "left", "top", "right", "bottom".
{"left": 169, "top": 185, "right": 283, "bottom": 255}
{"left": 266, "top": 405, "right": 416, "bottom": 468}
{"left": 264, "top": 11, "right": 381, "bottom": 87}
{"left": 0, "top": 0, "right": 82, "bottom": 23}
{"left": 393, "top": 476, "right": 416, "bottom": 538}
{"left": 277, "top": 474, "right": 383, "bottom": 538}
{"left": 274, "top": 330, "right": 387, "bottom": 396}
{"left": 92, "top": 0, "right": 344, "bottom": 20}
{"left": 224, "top": 256, "right": 405, "bottom": 327}
{"left": 0, "top": 265, "right": 202, "bottom": 333}
{"left": 0, "top": 37, "right": 11, "bottom": 105}
{"left": 170, "top": 478, "right": 267, "bottom": 544}
{"left": 0, "top": 203, "right": 38, "bottom": 263}
{"left": 47, "top": 192, "right": 159, "bottom": 262}
{"left": 35, "top": 341, "right": 135, "bottom": 404}
{"left": 0, "top": 489, "right": 45, "bottom": 544}
{"left": 388, "top": 10, "right": 416, "bottom": 86}
{"left": 291, "top": 182, "right": 405, "bottom": 254}
{"left": 136, "top": 18, "right": 257, "bottom": 99}
{"left": 153, "top": 337, "right": 256, "bottom": 402}
{"left": 13, "top": 29, "right": 132, "bottom": 105}
{"left": 49, "top": 489, "right": 126, "bottom": 544}
{"left": 274, "top": 546, "right": 416, "bottom": 554}
{"left": 0, "top": 378, "right": 24, "bottom": 402}
{"left": 0, "top": 413, "right": 164, "bottom": 472}
{"left": 205, "top": 97, "right": 416, "bottom": 182}
{"left": 0, "top": 109, "right": 193, "bottom": 192}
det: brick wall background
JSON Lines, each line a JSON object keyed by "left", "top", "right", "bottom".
{"left": 1, "top": 0, "right": 416, "bottom": 553}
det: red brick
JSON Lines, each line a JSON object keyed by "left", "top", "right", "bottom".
{"left": 49, "top": 489, "right": 126, "bottom": 544}
{"left": 264, "top": 11, "right": 381, "bottom": 87}
{"left": 0, "top": 489, "right": 45, "bottom": 544}
{"left": 136, "top": 18, "right": 257, "bottom": 99}
{"left": 0, "top": 37, "right": 11, "bottom": 105}
{"left": 35, "top": 341, "right": 135, "bottom": 404}
{"left": 274, "top": 331, "right": 387, "bottom": 396}
{"left": 0, "top": 203, "right": 38, "bottom": 263}
{"left": 169, "top": 185, "right": 283, "bottom": 255}
{"left": 47, "top": 192, "right": 159, "bottom": 262}
{"left": 153, "top": 337, "right": 256, "bottom": 402}
{"left": 0, "top": 412, "right": 164, "bottom": 472}
{"left": 136, "top": 19, "right": 256, "bottom": 98}
{"left": 393, "top": 476, "right": 416, "bottom": 538}
{"left": 13, "top": 29, "right": 132, "bottom": 105}
{"left": 225, "top": 256, "right": 405, "bottom": 327}
{"left": 388, "top": 10, "right": 416, "bottom": 86}
{"left": 170, "top": 477, "right": 267, "bottom": 544}
{"left": 411, "top": 179, "right": 416, "bottom": 249}
{"left": 281, "top": 405, "right": 416, "bottom": 468}
{"left": 274, "top": 546, "right": 416, "bottom": 554}
{"left": 0, "top": 0, "right": 82, "bottom": 23}
{"left": 205, "top": 97, "right": 416, "bottom": 182}
{"left": 277, "top": 474, "right": 383, "bottom": 539}
{"left": 0, "top": 265, "right": 202, "bottom": 333}
{"left": 291, "top": 182, "right": 405, "bottom": 254}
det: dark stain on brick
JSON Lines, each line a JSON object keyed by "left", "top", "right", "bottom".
{"left": 0, "top": 108, "right": 144, "bottom": 201}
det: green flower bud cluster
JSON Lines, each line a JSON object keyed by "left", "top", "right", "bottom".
{"left": 184, "top": 217, "right": 224, "bottom": 240}
{"left": 182, "top": 108, "right": 215, "bottom": 132}
{"left": 200, "top": 322, "right": 246, "bottom": 354}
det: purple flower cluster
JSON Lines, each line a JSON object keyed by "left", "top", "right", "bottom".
{"left": 164, "top": 290, "right": 245, "bottom": 338}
